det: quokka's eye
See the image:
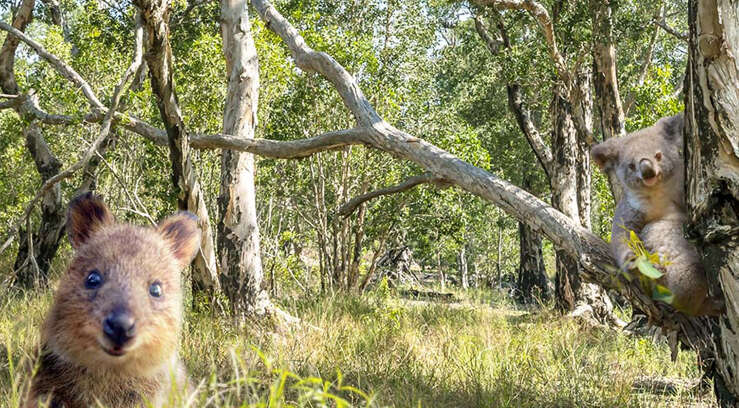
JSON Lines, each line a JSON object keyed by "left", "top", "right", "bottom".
{"left": 149, "top": 281, "right": 163, "bottom": 298}
{"left": 85, "top": 270, "right": 103, "bottom": 289}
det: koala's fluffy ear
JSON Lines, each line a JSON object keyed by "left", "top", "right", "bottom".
{"left": 67, "top": 193, "right": 114, "bottom": 248}
{"left": 157, "top": 212, "right": 201, "bottom": 268}
{"left": 591, "top": 139, "right": 619, "bottom": 170}
{"left": 658, "top": 113, "right": 684, "bottom": 142}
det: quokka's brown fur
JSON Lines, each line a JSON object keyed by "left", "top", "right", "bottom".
{"left": 24, "top": 193, "right": 201, "bottom": 408}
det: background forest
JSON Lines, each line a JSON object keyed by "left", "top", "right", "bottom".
{"left": 0, "top": 0, "right": 720, "bottom": 406}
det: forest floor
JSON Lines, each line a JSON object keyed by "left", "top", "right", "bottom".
{"left": 0, "top": 284, "right": 716, "bottom": 407}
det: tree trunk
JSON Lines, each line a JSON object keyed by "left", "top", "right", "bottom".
{"left": 550, "top": 86, "right": 617, "bottom": 323}
{"left": 550, "top": 87, "right": 584, "bottom": 312}
{"left": 516, "top": 173, "right": 550, "bottom": 304}
{"left": 2, "top": 0, "right": 103, "bottom": 287}
{"left": 591, "top": 0, "right": 626, "bottom": 141}
{"left": 437, "top": 251, "right": 445, "bottom": 290}
{"left": 458, "top": 245, "right": 469, "bottom": 289}
{"left": 134, "top": 0, "right": 221, "bottom": 296}
{"left": 495, "top": 223, "right": 502, "bottom": 287}
{"left": 573, "top": 69, "right": 594, "bottom": 230}
{"left": 13, "top": 125, "right": 64, "bottom": 287}
{"left": 591, "top": 0, "right": 626, "bottom": 202}
{"left": 685, "top": 0, "right": 739, "bottom": 404}
{"left": 517, "top": 220, "right": 549, "bottom": 304}
{"left": 217, "top": 0, "right": 269, "bottom": 316}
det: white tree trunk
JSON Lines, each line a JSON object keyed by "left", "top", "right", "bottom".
{"left": 217, "top": 0, "right": 270, "bottom": 316}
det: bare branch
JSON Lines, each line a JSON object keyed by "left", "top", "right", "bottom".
{"left": 473, "top": 15, "right": 502, "bottom": 55}
{"left": 474, "top": 0, "right": 570, "bottom": 84}
{"left": 0, "top": 20, "right": 104, "bottom": 110}
{"left": 0, "top": 18, "right": 144, "bottom": 258}
{"left": 190, "top": 128, "right": 370, "bottom": 157}
{"left": 338, "top": 173, "right": 447, "bottom": 217}
{"left": 654, "top": 17, "right": 687, "bottom": 40}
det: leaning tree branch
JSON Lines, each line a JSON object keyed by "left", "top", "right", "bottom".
{"left": 338, "top": 172, "right": 447, "bottom": 217}
{"left": 248, "top": 0, "right": 718, "bottom": 341}
{"left": 250, "top": 0, "right": 612, "bottom": 281}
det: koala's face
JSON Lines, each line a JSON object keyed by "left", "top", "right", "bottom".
{"left": 46, "top": 194, "right": 200, "bottom": 376}
{"left": 591, "top": 114, "right": 683, "bottom": 195}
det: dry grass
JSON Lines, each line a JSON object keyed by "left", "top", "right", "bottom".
{"left": 0, "top": 284, "right": 715, "bottom": 407}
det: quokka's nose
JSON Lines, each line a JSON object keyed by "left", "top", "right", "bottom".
{"left": 103, "top": 307, "right": 136, "bottom": 347}
{"left": 639, "top": 158, "right": 657, "bottom": 180}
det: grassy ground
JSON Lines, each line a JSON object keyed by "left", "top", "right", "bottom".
{"left": 0, "top": 284, "right": 715, "bottom": 407}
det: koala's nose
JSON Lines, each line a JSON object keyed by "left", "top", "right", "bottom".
{"left": 639, "top": 158, "right": 657, "bottom": 180}
{"left": 103, "top": 307, "right": 136, "bottom": 347}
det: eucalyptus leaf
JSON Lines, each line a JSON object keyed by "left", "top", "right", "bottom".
{"left": 636, "top": 256, "right": 663, "bottom": 279}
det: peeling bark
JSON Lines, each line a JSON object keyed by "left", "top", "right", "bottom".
{"left": 591, "top": 0, "right": 625, "bottom": 141}
{"left": 685, "top": 0, "right": 739, "bottom": 404}
{"left": 217, "top": 0, "right": 269, "bottom": 316}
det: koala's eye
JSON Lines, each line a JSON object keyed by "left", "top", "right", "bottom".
{"left": 655, "top": 152, "right": 662, "bottom": 161}
{"left": 149, "top": 281, "right": 163, "bottom": 298}
{"left": 85, "top": 270, "right": 103, "bottom": 289}
{"left": 628, "top": 163, "right": 636, "bottom": 171}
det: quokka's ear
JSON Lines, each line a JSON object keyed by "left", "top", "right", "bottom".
{"left": 67, "top": 192, "right": 114, "bottom": 248}
{"left": 157, "top": 212, "right": 201, "bottom": 268}
{"left": 591, "top": 139, "right": 619, "bottom": 170}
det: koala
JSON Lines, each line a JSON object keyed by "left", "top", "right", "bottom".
{"left": 591, "top": 114, "right": 720, "bottom": 316}
{"left": 25, "top": 193, "right": 199, "bottom": 407}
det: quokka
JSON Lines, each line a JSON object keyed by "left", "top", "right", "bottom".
{"left": 25, "top": 193, "right": 199, "bottom": 407}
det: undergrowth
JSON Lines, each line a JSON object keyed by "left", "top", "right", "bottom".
{"left": 0, "top": 284, "right": 713, "bottom": 407}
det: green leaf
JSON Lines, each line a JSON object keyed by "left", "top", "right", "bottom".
{"left": 652, "top": 284, "right": 674, "bottom": 304}
{"left": 636, "top": 256, "right": 663, "bottom": 279}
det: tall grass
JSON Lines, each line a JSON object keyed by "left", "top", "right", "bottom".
{"left": 0, "top": 284, "right": 713, "bottom": 407}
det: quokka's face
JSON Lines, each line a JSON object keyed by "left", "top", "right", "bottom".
{"left": 45, "top": 194, "right": 201, "bottom": 375}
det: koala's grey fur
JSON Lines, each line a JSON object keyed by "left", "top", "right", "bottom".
{"left": 591, "top": 113, "right": 721, "bottom": 316}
